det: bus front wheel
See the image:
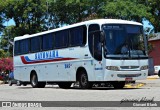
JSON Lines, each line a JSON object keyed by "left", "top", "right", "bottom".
{"left": 78, "top": 70, "right": 92, "bottom": 89}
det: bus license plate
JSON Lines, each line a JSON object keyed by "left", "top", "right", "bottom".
{"left": 125, "top": 77, "right": 133, "bottom": 81}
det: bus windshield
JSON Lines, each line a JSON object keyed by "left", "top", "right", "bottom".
{"left": 102, "top": 24, "right": 147, "bottom": 59}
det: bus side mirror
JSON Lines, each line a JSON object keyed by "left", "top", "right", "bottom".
{"left": 100, "top": 31, "right": 105, "bottom": 43}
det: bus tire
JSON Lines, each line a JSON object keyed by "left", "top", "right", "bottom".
{"left": 30, "top": 73, "right": 46, "bottom": 88}
{"left": 58, "top": 82, "right": 72, "bottom": 89}
{"left": 78, "top": 70, "right": 92, "bottom": 89}
{"left": 112, "top": 81, "right": 125, "bottom": 89}
{"left": 30, "top": 73, "right": 39, "bottom": 88}
{"left": 22, "top": 83, "right": 27, "bottom": 86}
{"left": 158, "top": 71, "right": 160, "bottom": 77}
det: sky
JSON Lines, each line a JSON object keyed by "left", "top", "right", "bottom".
{"left": 3, "top": 19, "right": 15, "bottom": 26}
{"left": 142, "top": 19, "right": 154, "bottom": 34}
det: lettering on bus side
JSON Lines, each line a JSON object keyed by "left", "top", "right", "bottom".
{"left": 35, "top": 50, "right": 59, "bottom": 60}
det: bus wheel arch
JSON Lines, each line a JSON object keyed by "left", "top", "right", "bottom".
{"left": 76, "top": 67, "right": 92, "bottom": 89}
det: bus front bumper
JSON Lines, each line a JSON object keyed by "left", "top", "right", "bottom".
{"left": 104, "top": 70, "right": 148, "bottom": 81}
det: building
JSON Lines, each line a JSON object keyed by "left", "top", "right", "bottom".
{"left": 148, "top": 33, "right": 160, "bottom": 66}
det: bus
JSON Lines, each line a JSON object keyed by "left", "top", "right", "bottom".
{"left": 13, "top": 19, "right": 148, "bottom": 89}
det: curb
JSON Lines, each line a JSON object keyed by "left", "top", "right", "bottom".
{"left": 0, "top": 81, "right": 4, "bottom": 85}
{"left": 147, "top": 75, "right": 159, "bottom": 80}
{"left": 124, "top": 83, "right": 146, "bottom": 88}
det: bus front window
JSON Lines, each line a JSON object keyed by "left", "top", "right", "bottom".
{"left": 102, "top": 24, "right": 147, "bottom": 59}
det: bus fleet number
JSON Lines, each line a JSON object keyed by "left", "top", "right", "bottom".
{"left": 65, "top": 64, "right": 71, "bottom": 69}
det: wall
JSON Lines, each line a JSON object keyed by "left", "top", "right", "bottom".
{"left": 149, "top": 40, "right": 160, "bottom": 66}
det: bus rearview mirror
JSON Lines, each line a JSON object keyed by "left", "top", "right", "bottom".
{"left": 100, "top": 31, "right": 105, "bottom": 43}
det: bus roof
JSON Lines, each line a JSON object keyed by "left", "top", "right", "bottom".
{"left": 14, "top": 19, "right": 142, "bottom": 41}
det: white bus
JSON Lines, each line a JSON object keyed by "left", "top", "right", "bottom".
{"left": 13, "top": 19, "right": 148, "bottom": 89}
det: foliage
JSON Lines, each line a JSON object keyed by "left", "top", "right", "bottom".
{"left": 0, "top": 58, "right": 13, "bottom": 74}
{"left": 0, "top": 0, "right": 5, "bottom": 32}
{"left": 48, "top": 0, "right": 106, "bottom": 26}
{"left": 102, "top": 0, "right": 151, "bottom": 22}
{"left": 0, "top": 26, "right": 15, "bottom": 57}
{"left": 0, "top": 50, "right": 7, "bottom": 58}
{"left": 3, "top": 0, "right": 48, "bottom": 35}
{"left": 0, "top": 0, "right": 159, "bottom": 34}
{"left": 147, "top": 0, "right": 160, "bottom": 32}
{"left": 0, "top": 38, "right": 12, "bottom": 57}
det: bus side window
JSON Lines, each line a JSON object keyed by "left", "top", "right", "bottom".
{"left": 30, "top": 37, "right": 41, "bottom": 52}
{"left": 69, "top": 26, "right": 86, "bottom": 47}
{"left": 55, "top": 30, "right": 68, "bottom": 49}
{"left": 19, "top": 39, "right": 30, "bottom": 54}
{"left": 14, "top": 41, "right": 20, "bottom": 55}
{"left": 42, "top": 33, "right": 54, "bottom": 51}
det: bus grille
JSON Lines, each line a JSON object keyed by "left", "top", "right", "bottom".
{"left": 117, "top": 74, "right": 141, "bottom": 78}
{"left": 120, "top": 66, "right": 139, "bottom": 69}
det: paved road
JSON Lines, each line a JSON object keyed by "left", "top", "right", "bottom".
{"left": 0, "top": 77, "right": 159, "bottom": 110}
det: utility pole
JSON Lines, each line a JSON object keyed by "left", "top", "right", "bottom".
{"left": 46, "top": 0, "right": 49, "bottom": 30}
{"left": 7, "top": 19, "right": 10, "bottom": 57}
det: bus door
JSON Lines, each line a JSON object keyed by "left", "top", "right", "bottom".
{"left": 88, "top": 24, "right": 103, "bottom": 81}
{"left": 92, "top": 33, "right": 103, "bottom": 81}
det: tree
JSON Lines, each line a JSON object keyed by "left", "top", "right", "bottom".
{"left": 47, "top": 0, "right": 106, "bottom": 26}
{"left": 1, "top": 0, "right": 159, "bottom": 36}
{"left": 0, "top": 26, "right": 15, "bottom": 57}
{"left": 3, "top": 0, "right": 48, "bottom": 35}
{"left": 0, "top": 0, "right": 5, "bottom": 32}
{"left": 0, "top": 13, "right": 4, "bottom": 32}
{"left": 102, "top": 0, "right": 151, "bottom": 23}
{"left": 0, "top": 50, "right": 7, "bottom": 58}
{"left": 147, "top": 0, "right": 160, "bottom": 32}
{"left": 48, "top": 0, "right": 86, "bottom": 26}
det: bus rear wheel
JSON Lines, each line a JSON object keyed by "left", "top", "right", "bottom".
{"left": 78, "top": 70, "right": 92, "bottom": 89}
{"left": 30, "top": 73, "right": 46, "bottom": 88}
{"left": 31, "top": 73, "right": 38, "bottom": 88}
{"left": 22, "top": 83, "right": 27, "bottom": 86}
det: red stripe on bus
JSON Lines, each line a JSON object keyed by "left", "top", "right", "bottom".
{"left": 21, "top": 56, "right": 77, "bottom": 64}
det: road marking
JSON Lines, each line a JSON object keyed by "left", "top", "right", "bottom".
{"left": 124, "top": 83, "right": 145, "bottom": 88}
{"left": 147, "top": 78, "right": 159, "bottom": 80}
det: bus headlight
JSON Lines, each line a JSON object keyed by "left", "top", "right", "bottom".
{"left": 140, "top": 65, "right": 148, "bottom": 70}
{"left": 106, "top": 66, "right": 119, "bottom": 71}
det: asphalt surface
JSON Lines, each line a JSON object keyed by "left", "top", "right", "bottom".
{"left": 0, "top": 75, "right": 159, "bottom": 110}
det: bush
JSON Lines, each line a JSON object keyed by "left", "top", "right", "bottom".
{"left": 0, "top": 58, "right": 13, "bottom": 75}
